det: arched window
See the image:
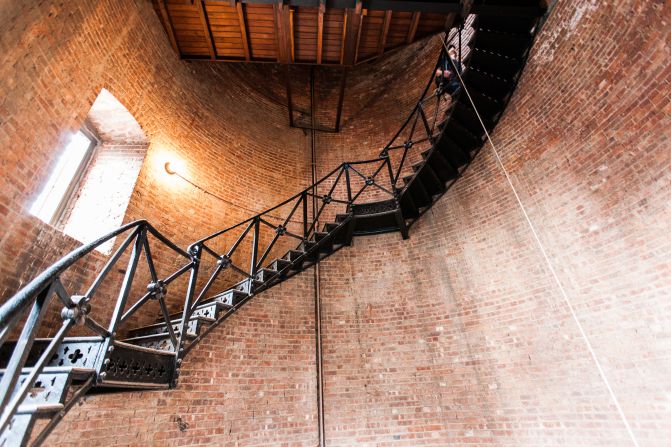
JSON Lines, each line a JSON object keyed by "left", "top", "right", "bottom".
{"left": 30, "top": 89, "right": 148, "bottom": 253}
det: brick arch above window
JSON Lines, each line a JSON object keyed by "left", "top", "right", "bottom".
{"left": 60, "top": 89, "right": 149, "bottom": 254}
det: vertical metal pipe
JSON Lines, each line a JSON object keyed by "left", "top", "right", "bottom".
{"left": 250, "top": 218, "right": 260, "bottom": 275}
{"left": 310, "top": 66, "right": 326, "bottom": 447}
{"left": 303, "top": 191, "right": 309, "bottom": 239}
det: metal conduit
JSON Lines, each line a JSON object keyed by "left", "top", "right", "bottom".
{"left": 310, "top": 66, "right": 327, "bottom": 446}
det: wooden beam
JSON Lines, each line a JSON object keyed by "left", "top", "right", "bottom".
{"left": 158, "top": 0, "right": 179, "bottom": 54}
{"left": 195, "top": 0, "right": 216, "bottom": 59}
{"left": 362, "top": 1, "right": 461, "bottom": 14}
{"left": 316, "top": 0, "right": 325, "bottom": 64}
{"left": 341, "top": 0, "right": 362, "bottom": 65}
{"left": 354, "top": 8, "right": 366, "bottom": 64}
{"left": 290, "top": 8, "right": 295, "bottom": 62}
{"left": 339, "top": 12, "right": 347, "bottom": 64}
{"left": 236, "top": 2, "right": 251, "bottom": 61}
{"left": 377, "top": 10, "right": 392, "bottom": 56}
{"left": 334, "top": 68, "right": 348, "bottom": 132}
{"left": 274, "top": 2, "right": 293, "bottom": 64}
{"left": 406, "top": 11, "right": 420, "bottom": 44}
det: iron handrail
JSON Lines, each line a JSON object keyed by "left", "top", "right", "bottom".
{"left": 0, "top": 221, "right": 190, "bottom": 329}
{"left": 188, "top": 155, "right": 394, "bottom": 249}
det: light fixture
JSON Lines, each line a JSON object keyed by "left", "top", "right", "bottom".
{"left": 164, "top": 162, "right": 176, "bottom": 175}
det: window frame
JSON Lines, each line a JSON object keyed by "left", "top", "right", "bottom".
{"left": 42, "top": 123, "right": 100, "bottom": 228}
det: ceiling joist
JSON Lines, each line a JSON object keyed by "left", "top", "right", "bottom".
{"left": 236, "top": 2, "right": 251, "bottom": 61}
{"left": 378, "top": 10, "right": 392, "bottom": 56}
{"left": 195, "top": 0, "right": 217, "bottom": 59}
{"left": 406, "top": 11, "right": 420, "bottom": 44}
{"left": 274, "top": 2, "right": 294, "bottom": 64}
{"left": 316, "top": 0, "right": 325, "bottom": 64}
{"left": 158, "top": 0, "right": 179, "bottom": 54}
{"left": 154, "top": 0, "right": 545, "bottom": 65}
{"left": 341, "top": 0, "right": 362, "bottom": 65}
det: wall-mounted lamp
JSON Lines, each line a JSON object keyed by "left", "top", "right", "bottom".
{"left": 164, "top": 162, "right": 176, "bottom": 175}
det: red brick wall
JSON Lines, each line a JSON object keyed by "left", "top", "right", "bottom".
{"left": 317, "top": 0, "right": 671, "bottom": 445}
{"left": 50, "top": 272, "right": 318, "bottom": 446}
{"left": 61, "top": 142, "right": 148, "bottom": 254}
{"left": 0, "top": 0, "right": 311, "bottom": 329}
{"left": 3, "top": 0, "right": 670, "bottom": 446}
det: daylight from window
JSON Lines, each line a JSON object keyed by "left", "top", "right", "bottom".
{"left": 29, "top": 131, "right": 93, "bottom": 224}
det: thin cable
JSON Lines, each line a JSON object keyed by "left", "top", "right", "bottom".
{"left": 173, "top": 172, "right": 300, "bottom": 224}
{"left": 443, "top": 40, "right": 641, "bottom": 447}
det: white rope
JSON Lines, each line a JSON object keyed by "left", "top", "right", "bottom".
{"left": 443, "top": 40, "right": 640, "bottom": 447}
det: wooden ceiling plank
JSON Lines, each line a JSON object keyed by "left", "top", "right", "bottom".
{"left": 196, "top": 0, "right": 217, "bottom": 59}
{"left": 341, "top": 0, "right": 362, "bottom": 65}
{"left": 273, "top": 2, "right": 293, "bottom": 64}
{"left": 406, "top": 11, "right": 420, "bottom": 43}
{"left": 290, "top": 8, "right": 295, "bottom": 62}
{"left": 158, "top": 0, "right": 180, "bottom": 54}
{"left": 339, "top": 11, "right": 347, "bottom": 64}
{"left": 378, "top": 10, "right": 392, "bottom": 55}
{"left": 317, "top": 0, "right": 325, "bottom": 64}
{"left": 236, "top": 2, "right": 251, "bottom": 61}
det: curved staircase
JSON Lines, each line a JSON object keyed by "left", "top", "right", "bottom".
{"left": 0, "top": 3, "right": 546, "bottom": 445}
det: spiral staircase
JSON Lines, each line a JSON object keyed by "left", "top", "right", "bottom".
{"left": 0, "top": 2, "right": 546, "bottom": 445}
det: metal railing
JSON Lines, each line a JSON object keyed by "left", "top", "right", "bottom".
{"left": 0, "top": 220, "right": 192, "bottom": 437}
{"left": 381, "top": 22, "right": 473, "bottom": 194}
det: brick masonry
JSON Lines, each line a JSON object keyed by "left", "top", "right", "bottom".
{"left": 1, "top": 0, "right": 670, "bottom": 446}
{"left": 0, "top": 0, "right": 312, "bottom": 330}
{"left": 315, "top": 0, "right": 671, "bottom": 446}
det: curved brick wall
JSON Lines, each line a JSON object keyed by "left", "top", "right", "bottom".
{"left": 0, "top": 1, "right": 311, "bottom": 328}
{"left": 2, "top": 0, "right": 669, "bottom": 446}
{"left": 317, "top": 0, "right": 671, "bottom": 445}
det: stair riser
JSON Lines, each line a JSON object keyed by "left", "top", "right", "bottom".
{"left": 103, "top": 344, "right": 174, "bottom": 385}
{"left": 255, "top": 269, "right": 279, "bottom": 283}
{"left": 128, "top": 318, "right": 206, "bottom": 339}
{"left": 209, "top": 289, "right": 248, "bottom": 307}
{"left": 0, "top": 339, "right": 104, "bottom": 371}
{"left": 469, "top": 49, "right": 521, "bottom": 79}
{"left": 422, "top": 151, "right": 458, "bottom": 183}
{"left": 472, "top": 31, "right": 532, "bottom": 59}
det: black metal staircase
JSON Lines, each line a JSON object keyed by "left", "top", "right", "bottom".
{"left": 0, "top": 3, "right": 545, "bottom": 445}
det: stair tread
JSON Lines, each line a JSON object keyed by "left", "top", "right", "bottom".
{"left": 121, "top": 331, "right": 197, "bottom": 341}
{"left": 166, "top": 300, "right": 233, "bottom": 320}
{"left": 138, "top": 315, "right": 215, "bottom": 332}
{"left": 16, "top": 403, "right": 65, "bottom": 415}
{"left": 112, "top": 340, "right": 178, "bottom": 356}
{"left": 0, "top": 366, "right": 96, "bottom": 376}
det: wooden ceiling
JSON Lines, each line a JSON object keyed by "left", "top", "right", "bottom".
{"left": 152, "top": 0, "right": 462, "bottom": 65}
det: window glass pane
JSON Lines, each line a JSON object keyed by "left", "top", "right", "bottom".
{"left": 30, "top": 131, "right": 92, "bottom": 223}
